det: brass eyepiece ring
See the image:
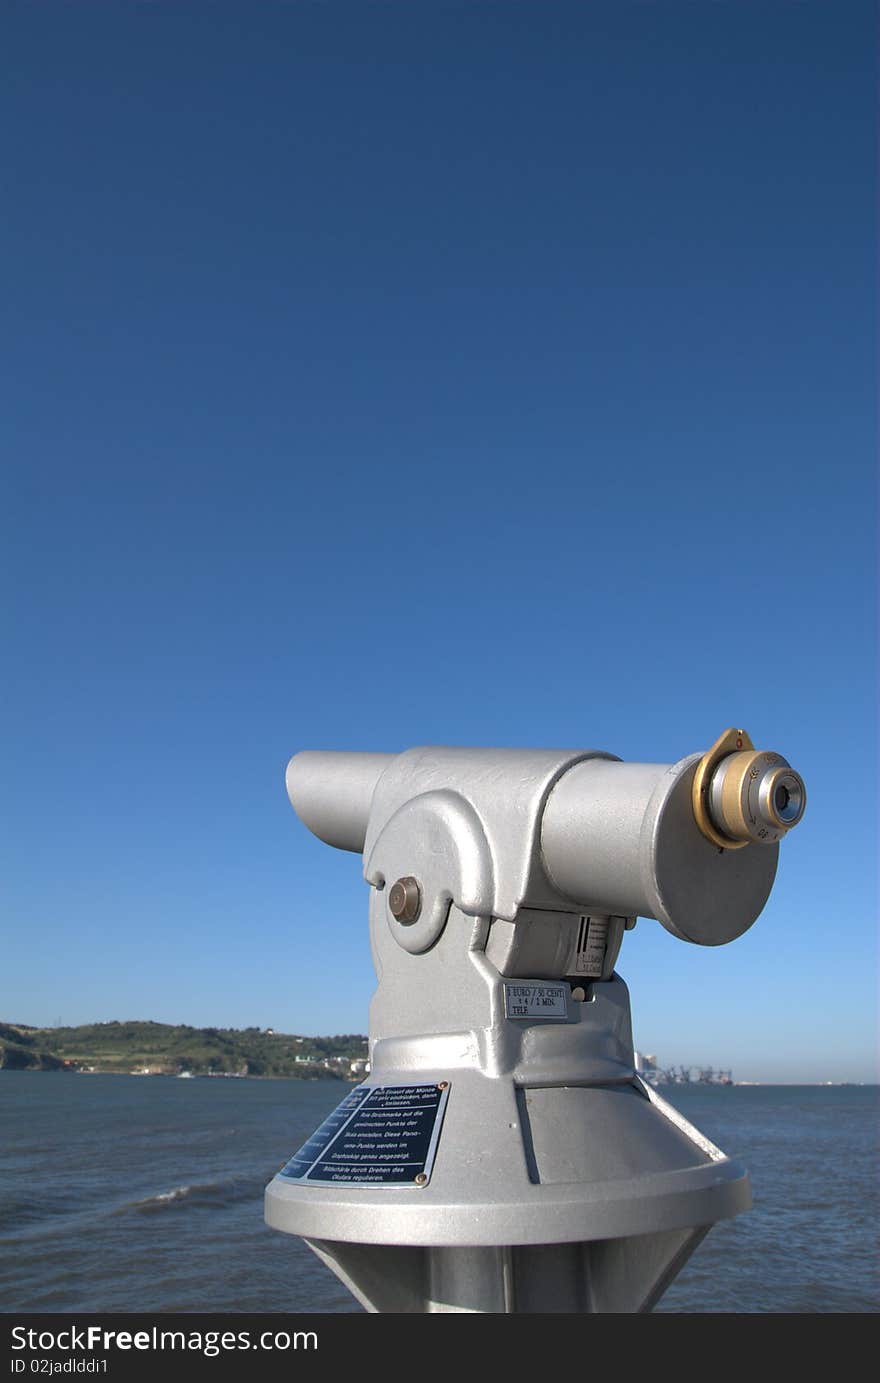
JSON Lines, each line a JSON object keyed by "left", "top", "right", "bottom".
{"left": 692, "top": 728, "right": 754, "bottom": 850}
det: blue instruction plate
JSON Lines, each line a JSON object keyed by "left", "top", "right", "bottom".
{"left": 279, "top": 1082, "right": 450, "bottom": 1187}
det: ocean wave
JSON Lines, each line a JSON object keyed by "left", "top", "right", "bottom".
{"left": 0, "top": 1178, "right": 262, "bottom": 1239}
{"left": 115, "top": 1179, "right": 256, "bottom": 1215}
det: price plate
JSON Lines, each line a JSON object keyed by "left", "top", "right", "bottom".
{"left": 504, "top": 980, "right": 569, "bottom": 1019}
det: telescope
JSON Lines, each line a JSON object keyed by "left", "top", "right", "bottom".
{"left": 265, "top": 729, "right": 806, "bottom": 1313}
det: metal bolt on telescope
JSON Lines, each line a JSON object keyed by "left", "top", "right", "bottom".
{"left": 265, "top": 729, "right": 806, "bottom": 1313}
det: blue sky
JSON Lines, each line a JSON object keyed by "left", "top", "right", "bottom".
{"left": 2, "top": 2, "right": 876, "bottom": 1082}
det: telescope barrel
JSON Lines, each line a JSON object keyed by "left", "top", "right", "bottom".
{"left": 541, "top": 759, "right": 671, "bottom": 920}
{"left": 285, "top": 750, "right": 394, "bottom": 854}
{"left": 286, "top": 736, "right": 805, "bottom": 944}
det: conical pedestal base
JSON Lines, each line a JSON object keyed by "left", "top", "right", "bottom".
{"left": 266, "top": 1072, "right": 750, "bottom": 1313}
{"left": 305, "top": 1229, "right": 709, "bottom": 1313}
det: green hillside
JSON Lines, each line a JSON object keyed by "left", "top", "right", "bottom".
{"left": 0, "top": 1021, "right": 368, "bottom": 1078}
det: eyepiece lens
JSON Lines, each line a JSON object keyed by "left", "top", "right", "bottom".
{"left": 772, "top": 776, "right": 803, "bottom": 824}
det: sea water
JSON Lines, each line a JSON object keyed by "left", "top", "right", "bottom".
{"left": 1, "top": 1073, "right": 876, "bottom": 1313}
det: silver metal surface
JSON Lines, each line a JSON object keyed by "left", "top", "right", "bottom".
{"left": 271, "top": 737, "right": 803, "bottom": 1312}
{"left": 285, "top": 751, "right": 393, "bottom": 853}
{"left": 707, "top": 754, "right": 734, "bottom": 838}
{"left": 540, "top": 755, "right": 779, "bottom": 943}
{"left": 267, "top": 1009, "right": 750, "bottom": 1248}
{"left": 361, "top": 746, "right": 616, "bottom": 923}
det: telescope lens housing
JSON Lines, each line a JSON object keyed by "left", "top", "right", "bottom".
{"left": 708, "top": 751, "right": 806, "bottom": 845}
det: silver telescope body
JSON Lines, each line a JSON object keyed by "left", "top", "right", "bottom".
{"left": 286, "top": 736, "right": 805, "bottom": 945}
{"left": 267, "top": 731, "right": 806, "bottom": 1314}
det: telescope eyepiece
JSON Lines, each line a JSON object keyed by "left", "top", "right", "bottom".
{"left": 705, "top": 747, "right": 806, "bottom": 846}
{"left": 692, "top": 729, "right": 806, "bottom": 849}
